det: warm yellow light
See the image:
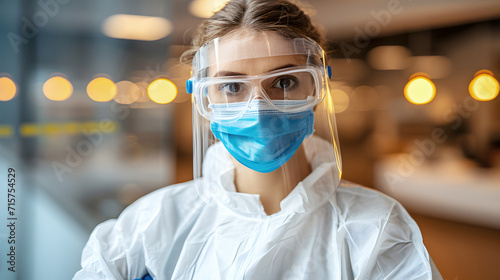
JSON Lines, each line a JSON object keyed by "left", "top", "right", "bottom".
{"left": 0, "top": 77, "right": 17, "bottom": 101}
{"left": 114, "top": 81, "right": 141, "bottom": 104}
{"left": 332, "top": 89, "right": 349, "bottom": 113}
{"left": 102, "top": 14, "right": 172, "bottom": 41}
{"left": 404, "top": 74, "right": 436, "bottom": 105}
{"left": 43, "top": 76, "right": 73, "bottom": 101}
{"left": 189, "top": 0, "right": 230, "bottom": 18}
{"left": 87, "top": 77, "right": 117, "bottom": 102}
{"left": 469, "top": 70, "right": 499, "bottom": 101}
{"left": 148, "top": 78, "right": 177, "bottom": 104}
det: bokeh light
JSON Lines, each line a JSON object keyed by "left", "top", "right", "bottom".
{"left": 43, "top": 76, "right": 73, "bottom": 101}
{"left": 332, "top": 89, "right": 349, "bottom": 113}
{"left": 87, "top": 77, "right": 117, "bottom": 102}
{"left": 404, "top": 74, "right": 436, "bottom": 105}
{"left": 147, "top": 78, "right": 177, "bottom": 104}
{"left": 114, "top": 81, "right": 141, "bottom": 104}
{"left": 469, "top": 70, "right": 499, "bottom": 101}
{"left": 102, "top": 14, "right": 172, "bottom": 41}
{"left": 0, "top": 77, "right": 17, "bottom": 101}
{"left": 189, "top": 0, "right": 230, "bottom": 18}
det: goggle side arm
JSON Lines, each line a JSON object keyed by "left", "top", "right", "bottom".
{"left": 186, "top": 78, "right": 194, "bottom": 94}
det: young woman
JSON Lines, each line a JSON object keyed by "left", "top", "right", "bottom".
{"left": 74, "top": 0, "right": 442, "bottom": 279}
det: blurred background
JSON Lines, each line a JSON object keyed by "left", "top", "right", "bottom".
{"left": 0, "top": 0, "right": 499, "bottom": 279}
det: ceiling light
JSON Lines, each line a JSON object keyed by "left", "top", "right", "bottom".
{"left": 102, "top": 14, "right": 172, "bottom": 41}
{"left": 189, "top": 0, "right": 230, "bottom": 18}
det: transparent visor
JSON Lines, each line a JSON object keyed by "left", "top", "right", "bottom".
{"left": 190, "top": 34, "right": 329, "bottom": 121}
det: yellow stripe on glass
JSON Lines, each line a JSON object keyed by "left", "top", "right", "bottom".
{"left": 0, "top": 125, "right": 13, "bottom": 137}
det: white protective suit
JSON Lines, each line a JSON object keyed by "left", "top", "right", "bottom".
{"left": 74, "top": 136, "right": 442, "bottom": 279}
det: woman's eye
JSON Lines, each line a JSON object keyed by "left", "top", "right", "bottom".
{"left": 273, "top": 76, "right": 297, "bottom": 90}
{"left": 220, "top": 83, "right": 244, "bottom": 95}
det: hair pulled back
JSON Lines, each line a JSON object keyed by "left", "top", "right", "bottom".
{"left": 181, "top": 0, "right": 326, "bottom": 64}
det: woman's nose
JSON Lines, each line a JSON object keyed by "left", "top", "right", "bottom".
{"left": 252, "top": 84, "right": 266, "bottom": 100}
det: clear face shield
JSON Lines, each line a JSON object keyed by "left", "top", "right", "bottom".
{"left": 187, "top": 31, "right": 342, "bottom": 205}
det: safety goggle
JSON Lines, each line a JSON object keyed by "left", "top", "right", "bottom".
{"left": 188, "top": 66, "right": 331, "bottom": 120}
{"left": 188, "top": 65, "right": 332, "bottom": 121}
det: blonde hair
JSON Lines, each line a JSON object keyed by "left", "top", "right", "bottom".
{"left": 181, "top": 0, "right": 326, "bottom": 64}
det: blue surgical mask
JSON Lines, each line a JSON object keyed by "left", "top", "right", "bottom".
{"left": 210, "top": 100, "right": 314, "bottom": 173}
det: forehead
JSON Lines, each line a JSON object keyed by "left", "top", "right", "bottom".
{"left": 214, "top": 31, "right": 296, "bottom": 61}
{"left": 207, "top": 31, "right": 305, "bottom": 76}
{"left": 208, "top": 55, "right": 307, "bottom": 77}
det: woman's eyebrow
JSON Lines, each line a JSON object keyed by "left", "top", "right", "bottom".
{"left": 268, "top": 64, "right": 298, "bottom": 72}
{"left": 213, "top": 71, "right": 245, "bottom": 77}
{"left": 213, "top": 64, "right": 299, "bottom": 77}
